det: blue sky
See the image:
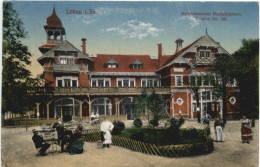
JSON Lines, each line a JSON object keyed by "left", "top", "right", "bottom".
{"left": 9, "top": 1, "right": 259, "bottom": 77}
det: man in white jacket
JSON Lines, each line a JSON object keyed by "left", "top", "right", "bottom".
{"left": 100, "top": 117, "right": 114, "bottom": 148}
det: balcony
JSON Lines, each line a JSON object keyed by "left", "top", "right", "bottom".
{"left": 53, "top": 64, "right": 80, "bottom": 73}
{"left": 195, "top": 57, "right": 215, "bottom": 65}
{"left": 54, "top": 87, "right": 172, "bottom": 96}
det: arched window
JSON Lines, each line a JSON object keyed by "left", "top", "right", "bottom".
{"left": 91, "top": 98, "right": 112, "bottom": 116}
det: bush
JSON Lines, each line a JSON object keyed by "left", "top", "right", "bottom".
{"left": 133, "top": 118, "right": 142, "bottom": 128}
{"left": 112, "top": 121, "right": 125, "bottom": 135}
{"left": 131, "top": 131, "right": 144, "bottom": 141}
{"left": 150, "top": 115, "right": 159, "bottom": 127}
{"left": 182, "top": 128, "right": 198, "bottom": 139}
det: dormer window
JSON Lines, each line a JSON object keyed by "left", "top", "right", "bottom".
{"left": 131, "top": 59, "right": 143, "bottom": 69}
{"left": 199, "top": 50, "right": 211, "bottom": 59}
{"left": 106, "top": 59, "right": 118, "bottom": 68}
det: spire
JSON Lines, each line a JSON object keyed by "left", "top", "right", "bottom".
{"left": 206, "top": 28, "right": 208, "bottom": 35}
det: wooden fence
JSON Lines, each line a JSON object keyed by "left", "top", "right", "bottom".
{"left": 3, "top": 119, "right": 57, "bottom": 126}
{"left": 82, "top": 127, "right": 213, "bottom": 157}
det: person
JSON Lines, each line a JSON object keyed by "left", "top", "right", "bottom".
{"left": 241, "top": 116, "right": 253, "bottom": 143}
{"left": 100, "top": 117, "right": 114, "bottom": 148}
{"left": 214, "top": 117, "right": 224, "bottom": 142}
{"left": 52, "top": 117, "right": 64, "bottom": 145}
{"left": 203, "top": 113, "right": 211, "bottom": 126}
{"left": 32, "top": 130, "right": 51, "bottom": 156}
{"left": 67, "top": 125, "right": 84, "bottom": 155}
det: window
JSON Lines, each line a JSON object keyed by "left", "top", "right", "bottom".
{"left": 58, "top": 80, "right": 62, "bottom": 87}
{"left": 60, "top": 57, "right": 67, "bottom": 64}
{"left": 177, "top": 98, "right": 183, "bottom": 105}
{"left": 203, "top": 75, "right": 210, "bottom": 86}
{"left": 107, "top": 64, "right": 117, "bottom": 68}
{"left": 229, "top": 97, "right": 236, "bottom": 104}
{"left": 123, "top": 80, "right": 129, "bottom": 87}
{"left": 130, "top": 80, "right": 135, "bottom": 87}
{"left": 132, "top": 64, "right": 143, "bottom": 69}
{"left": 98, "top": 80, "right": 104, "bottom": 87}
{"left": 141, "top": 78, "right": 160, "bottom": 87}
{"left": 202, "top": 91, "right": 211, "bottom": 101}
{"left": 147, "top": 80, "right": 152, "bottom": 87}
{"left": 91, "top": 98, "right": 112, "bottom": 116}
{"left": 131, "top": 59, "right": 143, "bottom": 69}
{"left": 175, "top": 76, "right": 183, "bottom": 87}
{"left": 142, "top": 80, "right": 146, "bottom": 87}
{"left": 56, "top": 77, "right": 78, "bottom": 87}
{"left": 106, "top": 59, "right": 118, "bottom": 68}
{"left": 91, "top": 78, "right": 111, "bottom": 87}
{"left": 64, "top": 79, "right": 71, "bottom": 87}
{"left": 58, "top": 56, "right": 74, "bottom": 65}
{"left": 67, "top": 58, "right": 73, "bottom": 64}
{"left": 200, "top": 51, "right": 205, "bottom": 58}
{"left": 118, "top": 81, "right": 122, "bottom": 87}
{"left": 117, "top": 78, "right": 135, "bottom": 87}
{"left": 72, "top": 80, "right": 77, "bottom": 87}
{"left": 199, "top": 50, "right": 211, "bottom": 59}
{"left": 105, "top": 80, "right": 110, "bottom": 87}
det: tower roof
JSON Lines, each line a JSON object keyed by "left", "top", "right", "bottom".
{"left": 44, "top": 7, "right": 64, "bottom": 29}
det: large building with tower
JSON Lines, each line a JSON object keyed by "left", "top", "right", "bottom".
{"left": 36, "top": 7, "right": 240, "bottom": 122}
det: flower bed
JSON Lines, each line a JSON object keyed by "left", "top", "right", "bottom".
{"left": 112, "top": 136, "right": 213, "bottom": 157}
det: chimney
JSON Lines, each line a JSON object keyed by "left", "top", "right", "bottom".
{"left": 81, "top": 38, "right": 86, "bottom": 55}
{"left": 175, "top": 38, "right": 184, "bottom": 53}
{"left": 158, "top": 43, "right": 162, "bottom": 67}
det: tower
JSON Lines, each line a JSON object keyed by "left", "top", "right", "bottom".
{"left": 39, "top": 7, "right": 66, "bottom": 54}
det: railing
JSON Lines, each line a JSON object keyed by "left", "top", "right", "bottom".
{"left": 53, "top": 64, "right": 80, "bottom": 73}
{"left": 195, "top": 57, "right": 214, "bottom": 64}
{"left": 54, "top": 87, "right": 171, "bottom": 95}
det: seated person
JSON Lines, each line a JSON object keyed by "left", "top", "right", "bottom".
{"left": 61, "top": 129, "right": 73, "bottom": 152}
{"left": 67, "top": 127, "right": 84, "bottom": 155}
{"left": 32, "top": 130, "right": 51, "bottom": 156}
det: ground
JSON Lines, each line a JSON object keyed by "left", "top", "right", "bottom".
{"left": 1, "top": 120, "right": 258, "bottom": 167}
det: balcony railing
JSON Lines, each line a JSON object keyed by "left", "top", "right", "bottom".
{"left": 53, "top": 64, "right": 80, "bottom": 73}
{"left": 54, "top": 87, "right": 171, "bottom": 96}
{"left": 195, "top": 57, "right": 214, "bottom": 64}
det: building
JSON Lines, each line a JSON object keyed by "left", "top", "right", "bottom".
{"left": 35, "top": 7, "right": 240, "bottom": 122}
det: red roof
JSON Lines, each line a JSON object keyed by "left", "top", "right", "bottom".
{"left": 162, "top": 37, "right": 202, "bottom": 67}
{"left": 91, "top": 54, "right": 158, "bottom": 72}
{"left": 39, "top": 44, "right": 58, "bottom": 49}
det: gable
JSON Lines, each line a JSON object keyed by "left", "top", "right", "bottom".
{"left": 157, "top": 34, "right": 230, "bottom": 71}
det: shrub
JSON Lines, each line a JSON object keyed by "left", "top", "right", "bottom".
{"left": 182, "top": 128, "right": 198, "bottom": 139}
{"left": 131, "top": 131, "right": 144, "bottom": 141}
{"left": 112, "top": 121, "right": 125, "bottom": 135}
{"left": 133, "top": 118, "right": 142, "bottom": 128}
{"left": 150, "top": 115, "right": 159, "bottom": 127}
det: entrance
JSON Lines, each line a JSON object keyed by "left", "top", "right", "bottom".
{"left": 121, "top": 97, "right": 134, "bottom": 120}
{"left": 54, "top": 98, "right": 79, "bottom": 122}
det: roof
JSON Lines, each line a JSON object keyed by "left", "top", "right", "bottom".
{"left": 37, "top": 40, "right": 92, "bottom": 65}
{"left": 106, "top": 59, "right": 118, "bottom": 64}
{"left": 132, "top": 59, "right": 143, "bottom": 65}
{"left": 157, "top": 34, "right": 230, "bottom": 71}
{"left": 45, "top": 7, "right": 63, "bottom": 29}
{"left": 91, "top": 54, "right": 158, "bottom": 73}
{"left": 39, "top": 44, "right": 58, "bottom": 49}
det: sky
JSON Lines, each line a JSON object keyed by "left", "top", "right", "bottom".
{"left": 7, "top": 1, "right": 259, "bottom": 77}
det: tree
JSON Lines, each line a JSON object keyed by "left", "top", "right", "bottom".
{"left": 187, "top": 73, "right": 202, "bottom": 123}
{"left": 133, "top": 89, "right": 167, "bottom": 127}
{"left": 2, "top": 2, "right": 32, "bottom": 116}
{"left": 232, "top": 39, "right": 259, "bottom": 119}
{"left": 211, "top": 53, "right": 234, "bottom": 125}
{"left": 147, "top": 91, "right": 168, "bottom": 127}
